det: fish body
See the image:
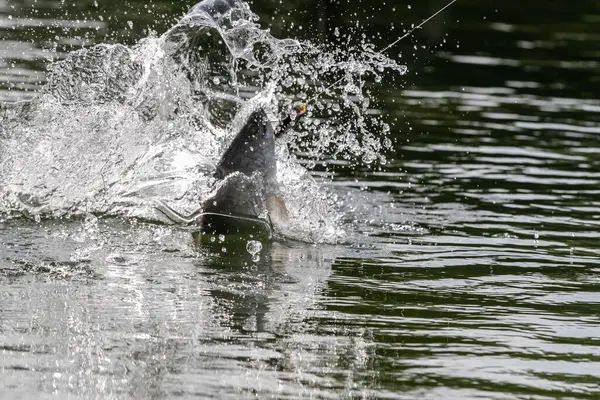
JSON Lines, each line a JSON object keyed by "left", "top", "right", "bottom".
{"left": 157, "top": 105, "right": 305, "bottom": 242}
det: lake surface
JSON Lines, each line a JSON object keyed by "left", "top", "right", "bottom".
{"left": 1, "top": 0, "right": 600, "bottom": 399}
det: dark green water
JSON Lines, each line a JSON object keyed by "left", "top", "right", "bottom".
{"left": 1, "top": 0, "right": 600, "bottom": 399}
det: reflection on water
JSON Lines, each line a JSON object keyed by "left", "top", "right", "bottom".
{"left": 0, "top": 219, "right": 340, "bottom": 398}
{"left": 2, "top": 0, "right": 600, "bottom": 399}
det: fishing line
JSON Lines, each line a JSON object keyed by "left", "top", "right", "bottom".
{"left": 306, "top": 0, "right": 458, "bottom": 105}
{"left": 379, "top": 0, "right": 457, "bottom": 54}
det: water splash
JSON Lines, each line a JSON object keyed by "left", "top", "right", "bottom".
{"left": 0, "top": 0, "right": 406, "bottom": 244}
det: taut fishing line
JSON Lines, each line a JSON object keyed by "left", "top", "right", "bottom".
{"left": 307, "top": 0, "right": 458, "bottom": 105}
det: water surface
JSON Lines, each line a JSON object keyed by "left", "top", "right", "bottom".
{"left": 1, "top": 0, "right": 600, "bottom": 399}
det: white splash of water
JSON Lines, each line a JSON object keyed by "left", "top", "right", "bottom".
{"left": 0, "top": 0, "right": 406, "bottom": 244}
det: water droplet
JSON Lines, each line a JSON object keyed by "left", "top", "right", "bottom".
{"left": 218, "top": 234, "right": 225, "bottom": 243}
{"left": 246, "top": 240, "right": 263, "bottom": 256}
{"left": 363, "top": 152, "right": 375, "bottom": 164}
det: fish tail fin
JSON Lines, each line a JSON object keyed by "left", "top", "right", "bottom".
{"left": 155, "top": 200, "right": 200, "bottom": 225}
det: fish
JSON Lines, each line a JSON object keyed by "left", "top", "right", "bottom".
{"left": 157, "top": 104, "right": 306, "bottom": 243}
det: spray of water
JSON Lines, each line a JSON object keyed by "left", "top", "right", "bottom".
{"left": 0, "top": 0, "right": 407, "bottom": 243}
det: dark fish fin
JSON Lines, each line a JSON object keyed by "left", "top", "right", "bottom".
{"left": 214, "top": 109, "right": 270, "bottom": 179}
